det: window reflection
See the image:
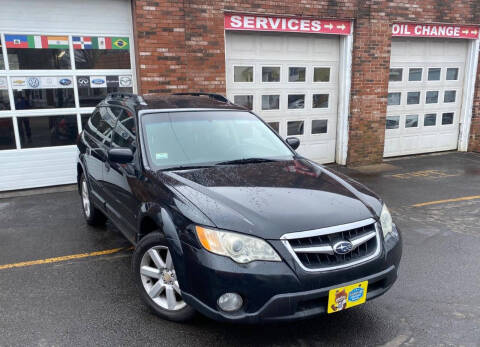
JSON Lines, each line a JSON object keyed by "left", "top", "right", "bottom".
{"left": 425, "top": 91, "right": 439, "bottom": 104}
{"left": 14, "top": 89, "right": 75, "bottom": 109}
{"left": 387, "top": 92, "right": 401, "bottom": 106}
{"left": 408, "top": 68, "right": 422, "bottom": 81}
{"left": 424, "top": 114, "right": 436, "bottom": 126}
{"left": 289, "top": 67, "right": 306, "bottom": 82}
{"left": 287, "top": 121, "right": 304, "bottom": 135}
{"left": 313, "top": 67, "right": 330, "bottom": 82}
{"left": 234, "top": 66, "right": 253, "bottom": 82}
{"left": 262, "top": 67, "right": 280, "bottom": 82}
{"left": 312, "top": 94, "right": 329, "bottom": 108}
{"left": 0, "top": 81, "right": 10, "bottom": 110}
{"left": 389, "top": 68, "right": 402, "bottom": 82}
{"left": 233, "top": 95, "right": 253, "bottom": 110}
{"left": 74, "top": 50, "right": 130, "bottom": 70}
{"left": 78, "top": 75, "right": 133, "bottom": 107}
{"left": 262, "top": 95, "right": 280, "bottom": 110}
{"left": 18, "top": 115, "right": 78, "bottom": 148}
{"left": 288, "top": 94, "right": 305, "bottom": 109}
{"left": 386, "top": 116, "right": 399, "bottom": 129}
{"left": 0, "top": 118, "right": 16, "bottom": 150}
{"left": 312, "top": 119, "right": 327, "bottom": 134}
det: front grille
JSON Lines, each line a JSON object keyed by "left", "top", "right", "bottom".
{"left": 281, "top": 218, "right": 380, "bottom": 271}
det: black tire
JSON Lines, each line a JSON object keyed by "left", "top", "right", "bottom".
{"left": 79, "top": 173, "right": 107, "bottom": 226}
{"left": 133, "top": 231, "right": 196, "bottom": 322}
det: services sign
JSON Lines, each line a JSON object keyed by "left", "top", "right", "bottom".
{"left": 392, "top": 23, "right": 479, "bottom": 39}
{"left": 225, "top": 14, "right": 352, "bottom": 35}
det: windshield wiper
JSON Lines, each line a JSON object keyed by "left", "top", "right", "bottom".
{"left": 215, "top": 157, "right": 282, "bottom": 165}
{"left": 162, "top": 164, "right": 215, "bottom": 171}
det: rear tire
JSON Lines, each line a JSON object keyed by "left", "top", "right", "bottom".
{"left": 133, "top": 232, "right": 196, "bottom": 322}
{"left": 80, "top": 173, "right": 107, "bottom": 226}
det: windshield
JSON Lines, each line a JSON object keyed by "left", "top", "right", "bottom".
{"left": 141, "top": 111, "right": 294, "bottom": 169}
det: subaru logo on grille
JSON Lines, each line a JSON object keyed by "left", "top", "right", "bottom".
{"left": 333, "top": 241, "right": 353, "bottom": 255}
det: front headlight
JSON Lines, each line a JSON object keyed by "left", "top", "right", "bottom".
{"left": 195, "top": 226, "right": 281, "bottom": 263}
{"left": 380, "top": 204, "right": 393, "bottom": 237}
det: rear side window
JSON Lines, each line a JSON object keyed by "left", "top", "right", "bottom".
{"left": 112, "top": 108, "right": 137, "bottom": 153}
{"left": 84, "top": 107, "right": 117, "bottom": 143}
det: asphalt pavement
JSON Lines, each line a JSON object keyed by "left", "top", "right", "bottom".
{"left": 0, "top": 151, "right": 479, "bottom": 346}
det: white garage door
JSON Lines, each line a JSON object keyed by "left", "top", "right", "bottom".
{"left": 0, "top": 0, "right": 135, "bottom": 191}
{"left": 226, "top": 31, "right": 339, "bottom": 163}
{"left": 384, "top": 38, "right": 467, "bottom": 157}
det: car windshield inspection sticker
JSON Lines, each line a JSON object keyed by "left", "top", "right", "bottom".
{"left": 155, "top": 153, "right": 168, "bottom": 160}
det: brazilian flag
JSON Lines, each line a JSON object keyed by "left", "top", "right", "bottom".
{"left": 111, "top": 37, "right": 129, "bottom": 50}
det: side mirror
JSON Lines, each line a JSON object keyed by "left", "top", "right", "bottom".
{"left": 286, "top": 137, "right": 300, "bottom": 150}
{"left": 108, "top": 147, "right": 133, "bottom": 164}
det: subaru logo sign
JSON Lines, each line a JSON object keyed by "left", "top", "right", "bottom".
{"left": 333, "top": 241, "right": 353, "bottom": 255}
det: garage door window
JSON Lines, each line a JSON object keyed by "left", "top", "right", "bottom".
{"left": 73, "top": 36, "right": 130, "bottom": 69}
{"left": 444, "top": 90, "right": 456, "bottom": 103}
{"left": 289, "top": 67, "right": 306, "bottom": 82}
{"left": 446, "top": 68, "right": 459, "bottom": 80}
{"left": 0, "top": 77, "right": 10, "bottom": 110}
{"left": 288, "top": 94, "right": 305, "bottom": 109}
{"left": 268, "top": 122, "right": 279, "bottom": 133}
{"left": 425, "top": 91, "right": 439, "bottom": 104}
{"left": 6, "top": 35, "right": 70, "bottom": 70}
{"left": 312, "top": 94, "right": 329, "bottom": 108}
{"left": 388, "top": 92, "right": 401, "bottom": 106}
{"left": 424, "top": 113, "right": 436, "bottom": 126}
{"left": 287, "top": 121, "right": 304, "bottom": 135}
{"left": 427, "top": 68, "right": 441, "bottom": 81}
{"left": 312, "top": 119, "right": 328, "bottom": 134}
{"left": 262, "top": 95, "right": 279, "bottom": 110}
{"left": 407, "top": 91, "right": 420, "bottom": 104}
{"left": 262, "top": 67, "right": 280, "bottom": 82}
{"left": 77, "top": 75, "right": 133, "bottom": 107}
{"left": 442, "top": 112, "right": 454, "bottom": 125}
{"left": 233, "top": 95, "right": 253, "bottom": 110}
{"left": 17, "top": 115, "right": 78, "bottom": 148}
{"left": 386, "top": 116, "right": 400, "bottom": 129}
{"left": 409, "top": 68, "right": 422, "bottom": 81}
{"left": 234, "top": 66, "right": 253, "bottom": 82}
{"left": 0, "top": 42, "right": 4, "bottom": 70}
{"left": 0, "top": 118, "right": 15, "bottom": 150}
{"left": 13, "top": 80, "right": 75, "bottom": 110}
{"left": 405, "top": 115, "right": 418, "bottom": 128}
{"left": 313, "top": 67, "right": 330, "bottom": 82}
{"left": 389, "top": 68, "right": 403, "bottom": 82}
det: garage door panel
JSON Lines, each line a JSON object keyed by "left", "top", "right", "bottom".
{"left": 384, "top": 38, "right": 467, "bottom": 157}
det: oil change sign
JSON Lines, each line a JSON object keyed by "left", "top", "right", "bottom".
{"left": 224, "top": 14, "right": 352, "bottom": 35}
{"left": 392, "top": 23, "right": 479, "bottom": 39}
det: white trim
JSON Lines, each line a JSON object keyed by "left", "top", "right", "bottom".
{"left": 458, "top": 38, "right": 479, "bottom": 151}
{"left": 336, "top": 33, "right": 353, "bottom": 165}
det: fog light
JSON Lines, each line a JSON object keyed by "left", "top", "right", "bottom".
{"left": 217, "top": 293, "right": 243, "bottom": 312}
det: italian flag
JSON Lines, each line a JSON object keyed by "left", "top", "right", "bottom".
{"left": 26, "top": 35, "right": 68, "bottom": 49}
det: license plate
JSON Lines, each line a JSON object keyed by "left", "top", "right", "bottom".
{"left": 327, "top": 281, "right": 368, "bottom": 314}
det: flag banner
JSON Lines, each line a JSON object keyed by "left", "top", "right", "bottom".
{"left": 5, "top": 34, "right": 68, "bottom": 49}
{"left": 73, "top": 36, "right": 129, "bottom": 50}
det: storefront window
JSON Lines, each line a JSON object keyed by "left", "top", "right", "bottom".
{"left": 6, "top": 34, "right": 70, "bottom": 70}
{"left": 12, "top": 76, "right": 75, "bottom": 109}
{"left": 77, "top": 75, "right": 133, "bottom": 107}
{"left": 0, "top": 118, "right": 16, "bottom": 150}
{"left": 17, "top": 115, "right": 78, "bottom": 148}
{"left": 73, "top": 36, "right": 130, "bottom": 69}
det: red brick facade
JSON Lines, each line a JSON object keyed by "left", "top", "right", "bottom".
{"left": 133, "top": 0, "right": 480, "bottom": 165}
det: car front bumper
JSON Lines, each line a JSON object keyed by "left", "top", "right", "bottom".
{"left": 178, "top": 226, "right": 402, "bottom": 323}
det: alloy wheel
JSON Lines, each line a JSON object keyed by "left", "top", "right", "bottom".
{"left": 81, "top": 179, "right": 91, "bottom": 218}
{"left": 140, "top": 246, "right": 186, "bottom": 311}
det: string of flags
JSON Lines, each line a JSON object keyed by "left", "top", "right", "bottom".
{"left": 4, "top": 35, "right": 129, "bottom": 50}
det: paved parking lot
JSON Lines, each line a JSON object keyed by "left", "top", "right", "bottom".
{"left": 1, "top": 152, "right": 479, "bottom": 346}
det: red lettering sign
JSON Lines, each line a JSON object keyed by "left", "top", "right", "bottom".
{"left": 224, "top": 14, "right": 352, "bottom": 35}
{"left": 392, "top": 23, "right": 479, "bottom": 39}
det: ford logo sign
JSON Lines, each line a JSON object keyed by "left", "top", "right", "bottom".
{"left": 91, "top": 79, "right": 105, "bottom": 85}
{"left": 333, "top": 241, "right": 353, "bottom": 255}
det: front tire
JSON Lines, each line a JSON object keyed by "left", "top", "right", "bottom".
{"left": 133, "top": 232, "right": 195, "bottom": 322}
{"left": 79, "top": 173, "right": 106, "bottom": 226}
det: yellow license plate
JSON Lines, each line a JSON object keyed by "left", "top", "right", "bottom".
{"left": 327, "top": 281, "right": 368, "bottom": 314}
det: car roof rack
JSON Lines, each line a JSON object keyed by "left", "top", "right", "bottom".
{"left": 172, "top": 92, "right": 230, "bottom": 103}
{"left": 107, "top": 92, "right": 147, "bottom": 106}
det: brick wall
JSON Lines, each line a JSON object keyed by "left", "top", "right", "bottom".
{"left": 134, "top": 0, "right": 480, "bottom": 165}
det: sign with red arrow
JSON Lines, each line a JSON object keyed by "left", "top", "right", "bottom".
{"left": 392, "top": 23, "right": 479, "bottom": 39}
{"left": 224, "top": 14, "right": 352, "bottom": 35}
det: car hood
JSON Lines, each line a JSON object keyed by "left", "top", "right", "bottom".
{"left": 160, "top": 159, "right": 378, "bottom": 239}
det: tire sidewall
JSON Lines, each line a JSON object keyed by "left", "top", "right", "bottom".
{"left": 80, "top": 173, "right": 94, "bottom": 223}
{"left": 132, "top": 232, "right": 195, "bottom": 322}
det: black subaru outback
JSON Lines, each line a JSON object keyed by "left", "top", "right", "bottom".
{"left": 77, "top": 92, "right": 402, "bottom": 323}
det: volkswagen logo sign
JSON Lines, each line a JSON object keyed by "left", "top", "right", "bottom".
{"left": 333, "top": 241, "right": 353, "bottom": 255}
